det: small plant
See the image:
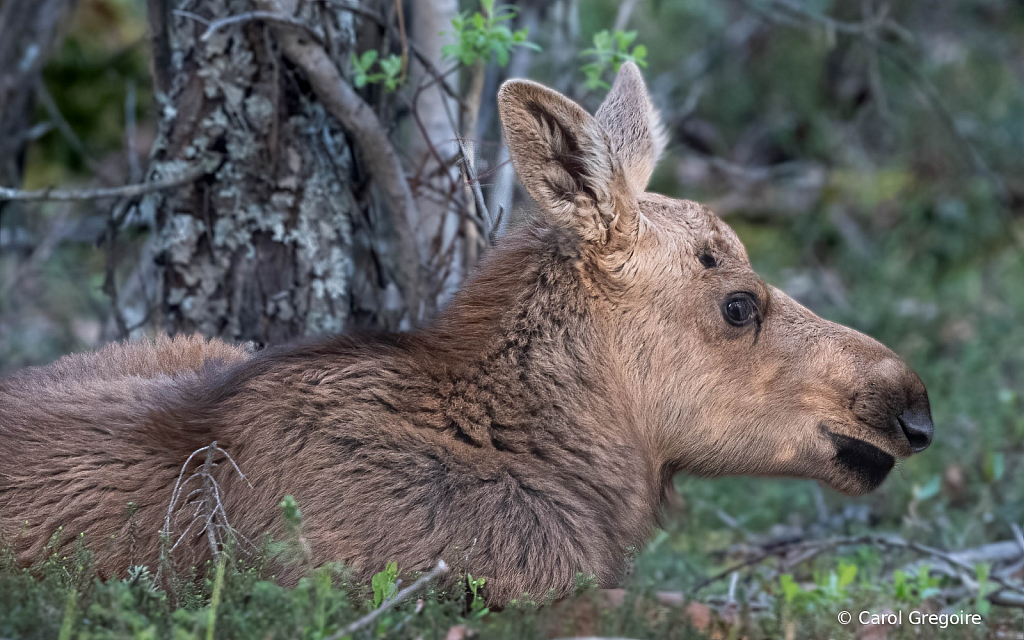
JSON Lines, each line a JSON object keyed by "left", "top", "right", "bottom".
{"left": 350, "top": 50, "right": 404, "bottom": 92}
{"left": 579, "top": 29, "right": 648, "bottom": 90}
{"left": 442, "top": 0, "right": 540, "bottom": 67}
{"left": 280, "top": 494, "right": 303, "bottom": 533}
{"left": 466, "top": 573, "right": 489, "bottom": 619}
{"left": 276, "top": 494, "right": 313, "bottom": 568}
{"left": 820, "top": 561, "right": 858, "bottom": 601}
{"left": 974, "top": 562, "right": 993, "bottom": 616}
{"left": 778, "top": 561, "right": 858, "bottom": 612}
{"left": 982, "top": 451, "right": 1005, "bottom": 484}
{"left": 371, "top": 561, "right": 399, "bottom": 607}
{"left": 205, "top": 554, "right": 226, "bottom": 640}
{"left": 893, "top": 563, "right": 942, "bottom": 604}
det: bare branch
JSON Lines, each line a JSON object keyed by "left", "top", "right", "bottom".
{"left": 394, "top": 0, "right": 409, "bottom": 83}
{"left": 125, "top": 80, "right": 142, "bottom": 182}
{"left": 0, "top": 163, "right": 210, "bottom": 202}
{"left": 612, "top": 0, "right": 642, "bottom": 31}
{"left": 36, "top": 82, "right": 120, "bottom": 185}
{"left": 160, "top": 441, "right": 254, "bottom": 565}
{"left": 201, "top": 443, "right": 219, "bottom": 560}
{"left": 196, "top": 10, "right": 324, "bottom": 45}
{"left": 455, "top": 136, "right": 492, "bottom": 239}
{"left": 0, "top": 0, "right": 74, "bottom": 188}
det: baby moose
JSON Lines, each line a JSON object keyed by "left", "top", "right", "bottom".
{"left": 0, "top": 63, "right": 932, "bottom": 606}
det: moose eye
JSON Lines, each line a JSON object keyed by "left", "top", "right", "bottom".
{"left": 722, "top": 294, "right": 759, "bottom": 327}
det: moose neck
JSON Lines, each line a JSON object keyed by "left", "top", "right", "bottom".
{"left": 424, "top": 227, "right": 665, "bottom": 521}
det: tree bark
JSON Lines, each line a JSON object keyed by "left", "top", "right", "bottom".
{"left": 139, "top": 0, "right": 415, "bottom": 344}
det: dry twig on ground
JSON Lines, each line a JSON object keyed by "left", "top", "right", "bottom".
{"left": 691, "top": 533, "right": 1024, "bottom": 607}
{"left": 323, "top": 560, "right": 449, "bottom": 640}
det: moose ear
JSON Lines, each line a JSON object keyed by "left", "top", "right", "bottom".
{"left": 594, "top": 62, "right": 667, "bottom": 193}
{"left": 497, "top": 79, "right": 637, "bottom": 249}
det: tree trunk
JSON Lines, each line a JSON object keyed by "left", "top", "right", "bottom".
{"left": 139, "top": 0, "right": 413, "bottom": 344}
{"left": 408, "top": 0, "right": 464, "bottom": 306}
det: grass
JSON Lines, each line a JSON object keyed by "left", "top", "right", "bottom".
{"left": 2, "top": 536, "right": 1020, "bottom": 639}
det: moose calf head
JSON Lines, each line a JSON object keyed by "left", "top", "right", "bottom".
{"left": 497, "top": 63, "right": 933, "bottom": 495}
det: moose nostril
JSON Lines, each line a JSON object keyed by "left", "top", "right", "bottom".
{"left": 898, "top": 408, "right": 934, "bottom": 453}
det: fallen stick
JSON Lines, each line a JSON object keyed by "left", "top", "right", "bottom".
{"left": 324, "top": 560, "right": 449, "bottom": 640}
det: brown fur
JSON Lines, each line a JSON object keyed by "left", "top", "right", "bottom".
{"left": 0, "top": 64, "right": 932, "bottom": 606}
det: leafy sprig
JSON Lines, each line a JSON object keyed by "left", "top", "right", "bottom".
{"left": 441, "top": 0, "right": 540, "bottom": 67}
{"left": 350, "top": 50, "right": 404, "bottom": 92}
{"left": 580, "top": 29, "right": 648, "bottom": 90}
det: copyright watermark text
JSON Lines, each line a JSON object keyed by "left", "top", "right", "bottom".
{"left": 837, "top": 610, "right": 983, "bottom": 628}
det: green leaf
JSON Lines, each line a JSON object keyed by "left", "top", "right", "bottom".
{"left": 371, "top": 561, "right": 398, "bottom": 607}
{"left": 779, "top": 574, "right": 801, "bottom": 604}
{"left": 975, "top": 562, "right": 992, "bottom": 616}
{"left": 370, "top": 561, "right": 397, "bottom": 606}
{"left": 838, "top": 562, "right": 857, "bottom": 589}
{"left": 279, "top": 495, "right": 302, "bottom": 527}
{"left": 894, "top": 569, "right": 908, "bottom": 600}
{"left": 984, "top": 451, "right": 1005, "bottom": 482}
{"left": 914, "top": 475, "right": 941, "bottom": 500}
{"left": 493, "top": 43, "right": 510, "bottom": 66}
{"left": 359, "top": 49, "right": 378, "bottom": 69}
{"left": 380, "top": 55, "right": 402, "bottom": 76}
{"left": 617, "top": 30, "right": 638, "bottom": 48}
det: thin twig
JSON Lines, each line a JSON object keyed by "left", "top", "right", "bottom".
{"left": 36, "top": 82, "right": 120, "bottom": 185}
{"left": 201, "top": 443, "right": 219, "bottom": 560}
{"left": 198, "top": 10, "right": 324, "bottom": 45}
{"left": 394, "top": 0, "right": 408, "bottom": 83}
{"left": 324, "top": 0, "right": 467, "bottom": 110}
{"left": 323, "top": 560, "right": 449, "bottom": 640}
{"left": 456, "top": 136, "right": 491, "bottom": 233}
{"left": 125, "top": 80, "right": 142, "bottom": 182}
{"left": 161, "top": 442, "right": 253, "bottom": 554}
{"left": 0, "top": 163, "right": 209, "bottom": 202}
{"left": 612, "top": 0, "right": 642, "bottom": 31}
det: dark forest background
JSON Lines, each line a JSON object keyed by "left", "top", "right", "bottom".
{"left": 1, "top": 0, "right": 1023, "bottom": 637}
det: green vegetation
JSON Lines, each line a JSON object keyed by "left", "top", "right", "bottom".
{"left": 441, "top": 0, "right": 540, "bottom": 67}
{"left": 3, "top": 0, "right": 1024, "bottom": 637}
{"left": 579, "top": 29, "right": 649, "bottom": 90}
{"left": 350, "top": 50, "right": 405, "bottom": 92}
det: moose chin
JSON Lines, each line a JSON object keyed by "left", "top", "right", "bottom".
{"left": 0, "top": 62, "right": 932, "bottom": 606}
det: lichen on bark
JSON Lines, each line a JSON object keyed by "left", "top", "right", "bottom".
{"left": 141, "top": 0, "right": 407, "bottom": 344}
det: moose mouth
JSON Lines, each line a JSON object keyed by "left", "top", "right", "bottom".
{"left": 826, "top": 431, "right": 896, "bottom": 492}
